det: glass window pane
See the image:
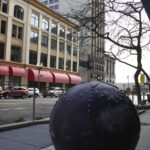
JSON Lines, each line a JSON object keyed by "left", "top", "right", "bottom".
{"left": 2, "top": 0, "right": 8, "bottom": 13}
{"left": 0, "top": 43, "right": 5, "bottom": 59}
{"left": 30, "top": 31, "right": 38, "bottom": 43}
{"left": 18, "top": 27, "right": 23, "bottom": 39}
{"left": 50, "top": 55, "right": 56, "bottom": 68}
{"left": 42, "top": 18, "right": 49, "bottom": 31}
{"left": 59, "top": 57, "right": 64, "bottom": 70}
{"left": 11, "top": 46, "right": 21, "bottom": 62}
{"left": 29, "top": 50, "right": 37, "bottom": 65}
{"left": 51, "top": 38, "right": 57, "bottom": 50}
{"left": 14, "top": 5, "right": 24, "bottom": 20}
{"left": 1, "top": 20, "right": 6, "bottom": 34}
{"left": 31, "top": 13, "right": 39, "bottom": 27}
{"left": 66, "top": 60, "right": 71, "bottom": 71}
{"left": 41, "top": 35, "right": 48, "bottom": 47}
{"left": 12, "top": 25, "right": 17, "bottom": 38}
{"left": 59, "top": 42, "right": 64, "bottom": 52}
{"left": 40, "top": 53, "right": 47, "bottom": 67}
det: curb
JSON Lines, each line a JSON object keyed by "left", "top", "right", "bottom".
{"left": 138, "top": 110, "right": 146, "bottom": 115}
{"left": 0, "top": 118, "right": 50, "bottom": 132}
{"left": 0, "top": 109, "right": 146, "bottom": 132}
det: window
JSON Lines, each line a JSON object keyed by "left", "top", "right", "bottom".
{"left": 43, "top": 1, "right": 48, "bottom": 5}
{"left": 12, "top": 25, "right": 23, "bottom": 40}
{"left": 12, "top": 25, "right": 17, "bottom": 37}
{"left": 0, "top": 20, "right": 6, "bottom": 34}
{"left": 14, "top": 5, "right": 24, "bottom": 20}
{"left": 54, "top": 4, "right": 59, "bottom": 10}
{"left": 31, "top": 13, "right": 39, "bottom": 27}
{"left": 51, "top": 38, "right": 57, "bottom": 50}
{"left": 42, "top": 18, "right": 49, "bottom": 31}
{"left": 59, "top": 57, "right": 64, "bottom": 70}
{"left": 73, "top": 61, "right": 77, "bottom": 72}
{"left": 59, "top": 42, "right": 64, "bottom": 52}
{"left": 0, "top": 43, "right": 5, "bottom": 59}
{"left": 66, "top": 60, "right": 71, "bottom": 71}
{"left": 30, "top": 31, "right": 38, "bottom": 43}
{"left": 11, "top": 46, "right": 21, "bottom": 62}
{"left": 73, "top": 33, "right": 78, "bottom": 43}
{"left": 67, "top": 29, "right": 72, "bottom": 41}
{"left": 51, "top": 21, "right": 57, "bottom": 34}
{"left": 40, "top": 53, "right": 47, "bottom": 67}
{"left": 67, "top": 45, "right": 71, "bottom": 55}
{"left": 79, "top": 60, "right": 88, "bottom": 68}
{"left": 73, "top": 47, "right": 78, "bottom": 56}
{"left": 50, "top": 55, "right": 56, "bottom": 68}
{"left": 41, "top": 35, "right": 48, "bottom": 47}
{"left": 18, "top": 27, "right": 23, "bottom": 39}
{"left": 29, "top": 50, "right": 37, "bottom": 65}
{"left": 1, "top": 0, "right": 9, "bottom": 13}
{"left": 59, "top": 26, "right": 65, "bottom": 38}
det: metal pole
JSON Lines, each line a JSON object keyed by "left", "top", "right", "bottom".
{"left": 38, "top": 68, "right": 40, "bottom": 90}
{"left": 33, "top": 83, "right": 36, "bottom": 121}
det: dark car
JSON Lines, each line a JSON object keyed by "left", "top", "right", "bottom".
{"left": 43, "top": 87, "right": 65, "bottom": 98}
{"left": 11, "top": 86, "right": 28, "bottom": 99}
{"left": 0, "top": 87, "right": 13, "bottom": 99}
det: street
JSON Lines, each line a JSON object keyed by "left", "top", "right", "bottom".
{"left": 0, "top": 97, "right": 57, "bottom": 125}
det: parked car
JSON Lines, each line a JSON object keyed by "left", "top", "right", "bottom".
{"left": 27, "top": 88, "right": 40, "bottom": 98}
{"left": 43, "top": 87, "right": 65, "bottom": 98}
{"left": 11, "top": 86, "right": 28, "bottom": 99}
{"left": 0, "top": 87, "right": 13, "bottom": 99}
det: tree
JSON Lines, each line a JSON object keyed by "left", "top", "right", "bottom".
{"left": 67, "top": 0, "right": 150, "bottom": 104}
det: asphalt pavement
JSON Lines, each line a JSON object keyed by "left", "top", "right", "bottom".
{"left": 0, "top": 110, "right": 150, "bottom": 150}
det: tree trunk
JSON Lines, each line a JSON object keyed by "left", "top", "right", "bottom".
{"left": 134, "top": 69, "right": 141, "bottom": 105}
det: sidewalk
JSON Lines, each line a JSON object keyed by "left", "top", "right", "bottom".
{"left": 0, "top": 110, "right": 150, "bottom": 150}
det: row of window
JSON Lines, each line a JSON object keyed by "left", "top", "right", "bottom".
{"left": 0, "top": 43, "right": 77, "bottom": 72}
{"left": 0, "top": 1, "right": 78, "bottom": 43}
{"left": 31, "top": 13, "right": 78, "bottom": 43}
{"left": 30, "top": 31, "right": 78, "bottom": 56}
{"left": 29, "top": 50, "right": 77, "bottom": 72}
{"left": 0, "top": 20, "right": 78, "bottom": 56}
{"left": 106, "top": 60, "right": 115, "bottom": 76}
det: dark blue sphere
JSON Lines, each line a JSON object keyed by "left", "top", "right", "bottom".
{"left": 50, "top": 81, "right": 140, "bottom": 150}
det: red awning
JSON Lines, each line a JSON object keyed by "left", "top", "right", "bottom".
{"left": 51, "top": 72, "right": 70, "bottom": 84}
{"left": 9, "top": 67, "right": 26, "bottom": 76}
{"left": 0, "top": 65, "right": 9, "bottom": 75}
{"left": 28, "top": 69, "right": 53, "bottom": 82}
{"left": 68, "top": 74, "right": 82, "bottom": 84}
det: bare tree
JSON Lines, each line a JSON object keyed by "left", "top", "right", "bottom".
{"left": 67, "top": 0, "right": 150, "bottom": 104}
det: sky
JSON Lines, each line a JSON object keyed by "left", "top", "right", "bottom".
{"left": 106, "top": 0, "right": 150, "bottom": 84}
{"left": 115, "top": 51, "right": 150, "bottom": 83}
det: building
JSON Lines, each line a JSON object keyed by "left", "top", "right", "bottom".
{"left": 0, "top": 0, "right": 81, "bottom": 91}
{"left": 39, "top": 0, "right": 112, "bottom": 83}
{"left": 104, "top": 54, "right": 116, "bottom": 84}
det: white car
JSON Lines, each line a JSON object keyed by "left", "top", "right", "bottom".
{"left": 43, "top": 87, "right": 65, "bottom": 97}
{"left": 28, "top": 88, "right": 40, "bottom": 98}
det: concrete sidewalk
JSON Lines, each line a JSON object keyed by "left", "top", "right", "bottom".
{"left": 0, "top": 110, "right": 150, "bottom": 150}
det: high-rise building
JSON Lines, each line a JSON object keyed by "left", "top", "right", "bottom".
{"left": 0, "top": 0, "right": 81, "bottom": 90}
{"left": 39, "top": 0, "right": 116, "bottom": 84}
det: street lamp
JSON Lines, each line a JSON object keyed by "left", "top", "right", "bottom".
{"left": 32, "top": 62, "right": 43, "bottom": 121}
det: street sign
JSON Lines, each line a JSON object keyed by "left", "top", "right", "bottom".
{"left": 140, "top": 74, "right": 145, "bottom": 85}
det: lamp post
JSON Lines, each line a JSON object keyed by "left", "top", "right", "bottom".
{"left": 32, "top": 62, "right": 43, "bottom": 121}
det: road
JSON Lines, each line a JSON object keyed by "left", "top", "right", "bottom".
{"left": 0, "top": 97, "right": 57, "bottom": 125}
